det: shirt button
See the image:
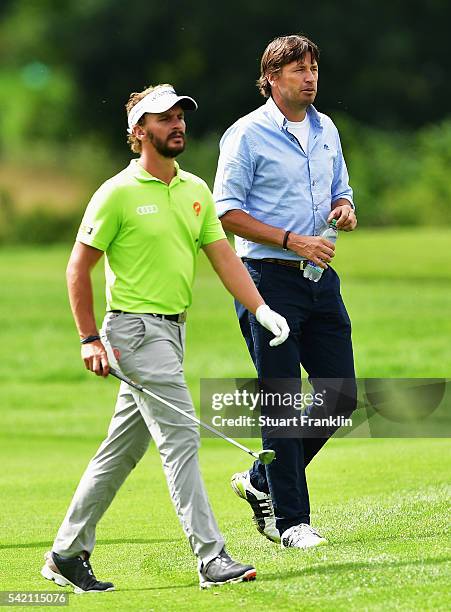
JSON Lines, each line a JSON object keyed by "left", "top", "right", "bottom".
{"left": 312, "top": 180, "right": 316, "bottom": 186}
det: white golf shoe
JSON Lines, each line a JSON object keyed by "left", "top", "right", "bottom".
{"left": 231, "top": 471, "right": 280, "bottom": 543}
{"left": 280, "top": 523, "right": 327, "bottom": 549}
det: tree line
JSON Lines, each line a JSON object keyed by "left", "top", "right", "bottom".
{"left": 1, "top": 0, "right": 450, "bottom": 153}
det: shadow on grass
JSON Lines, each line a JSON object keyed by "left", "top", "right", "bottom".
{"left": 106, "top": 556, "right": 451, "bottom": 593}
{"left": 261, "top": 555, "right": 451, "bottom": 583}
{"left": 0, "top": 538, "right": 178, "bottom": 550}
{"left": 334, "top": 530, "right": 449, "bottom": 546}
{"left": 118, "top": 582, "right": 198, "bottom": 592}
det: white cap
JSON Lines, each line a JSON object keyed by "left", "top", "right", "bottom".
{"left": 127, "top": 86, "right": 197, "bottom": 133}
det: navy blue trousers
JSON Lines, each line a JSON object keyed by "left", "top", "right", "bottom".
{"left": 237, "top": 260, "right": 356, "bottom": 534}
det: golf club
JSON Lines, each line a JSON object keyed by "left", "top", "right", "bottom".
{"left": 108, "top": 367, "right": 276, "bottom": 465}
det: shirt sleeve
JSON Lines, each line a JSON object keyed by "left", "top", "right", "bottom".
{"left": 331, "top": 127, "right": 355, "bottom": 209}
{"left": 199, "top": 184, "right": 227, "bottom": 247}
{"left": 213, "top": 124, "right": 256, "bottom": 217}
{"left": 76, "top": 182, "right": 122, "bottom": 251}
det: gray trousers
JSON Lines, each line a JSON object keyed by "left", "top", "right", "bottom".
{"left": 53, "top": 312, "right": 225, "bottom": 565}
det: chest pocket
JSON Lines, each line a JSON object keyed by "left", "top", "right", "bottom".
{"left": 310, "top": 143, "right": 337, "bottom": 194}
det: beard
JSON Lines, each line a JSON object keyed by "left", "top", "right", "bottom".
{"left": 147, "top": 129, "right": 186, "bottom": 158}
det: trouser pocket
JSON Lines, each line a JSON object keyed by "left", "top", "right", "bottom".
{"left": 102, "top": 313, "right": 147, "bottom": 355}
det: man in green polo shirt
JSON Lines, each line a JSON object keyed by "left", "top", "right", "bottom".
{"left": 41, "top": 84, "right": 289, "bottom": 592}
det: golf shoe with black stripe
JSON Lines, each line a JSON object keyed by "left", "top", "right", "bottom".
{"left": 198, "top": 549, "right": 256, "bottom": 588}
{"left": 41, "top": 551, "right": 115, "bottom": 594}
{"left": 231, "top": 470, "right": 280, "bottom": 543}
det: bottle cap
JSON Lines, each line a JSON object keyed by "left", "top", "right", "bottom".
{"left": 330, "top": 219, "right": 337, "bottom": 228}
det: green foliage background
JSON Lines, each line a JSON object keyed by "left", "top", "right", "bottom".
{"left": 1, "top": 1, "right": 451, "bottom": 241}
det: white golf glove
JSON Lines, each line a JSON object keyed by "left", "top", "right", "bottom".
{"left": 255, "top": 304, "right": 290, "bottom": 347}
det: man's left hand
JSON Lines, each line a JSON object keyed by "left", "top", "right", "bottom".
{"left": 328, "top": 203, "right": 357, "bottom": 231}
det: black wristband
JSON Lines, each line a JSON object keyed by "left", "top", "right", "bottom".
{"left": 282, "top": 230, "right": 291, "bottom": 251}
{"left": 80, "top": 335, "right": 101, "bottom": 344}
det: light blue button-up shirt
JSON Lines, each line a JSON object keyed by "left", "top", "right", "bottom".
{"left": 213, "top": 97, "right": 354, "bottom": 260}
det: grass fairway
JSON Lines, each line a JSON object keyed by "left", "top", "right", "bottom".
{"left": 0, "top": 229, "right": 450, "bottom": 610}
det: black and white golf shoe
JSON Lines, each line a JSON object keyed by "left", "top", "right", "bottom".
{"left": 231, "top": 470, "right": 280, "bottom": 543}
{"left": 281, "top": 524, "right": 327, "bottom": 550}
{"left": 41, "top": 551, "right": 115, "bottom": 594}
{"left": 198, "top": 549, "right": 256, "bottom": 589}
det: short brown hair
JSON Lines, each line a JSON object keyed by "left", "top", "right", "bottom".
{"left": 125, "top": 83, "right": 173, "bottom": 153}
{"left": 257, "top": 35, "right": 320, "bottom": 98}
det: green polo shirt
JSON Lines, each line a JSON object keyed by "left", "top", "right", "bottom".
{"left": 76, "top": 159, "right": 226, "bottom": 313}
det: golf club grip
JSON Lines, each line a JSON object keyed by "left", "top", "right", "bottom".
{"left": 109, "top": 367, "right": 143, "bottom": 391}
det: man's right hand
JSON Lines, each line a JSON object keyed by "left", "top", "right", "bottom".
{"left": 287, "top": 234, "right": 335, "bottom": 269}
{"left": 81, "top": 340, "right": 110, "bottom": 377}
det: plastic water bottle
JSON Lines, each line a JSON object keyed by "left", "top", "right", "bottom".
{"left": 303, "top": 219, "right": 338, "bottom": 282}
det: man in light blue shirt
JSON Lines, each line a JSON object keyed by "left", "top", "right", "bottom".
{"left": 214, "top": 34, "right": 358, "bottom": 551}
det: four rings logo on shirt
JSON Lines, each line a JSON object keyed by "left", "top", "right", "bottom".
{"left": 135, "top": 203, "right": 202, "bottom": 216}
{"left": 136, "top": 204, "right": 159, "bottom": 215}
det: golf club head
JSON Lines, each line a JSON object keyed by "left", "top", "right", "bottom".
{"left": 258, "top": 449, "right": 276, "bottom": 464}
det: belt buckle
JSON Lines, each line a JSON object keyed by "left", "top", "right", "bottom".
{"left": 177, "top": 311, "right": 187, "bottom": 324}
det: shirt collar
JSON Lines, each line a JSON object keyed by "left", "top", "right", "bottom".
{"left": 265, "top": 96, "right": 322, "bottom": 130}
{"left": 128, "top": 159, "right": 187, "bottom": 183}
